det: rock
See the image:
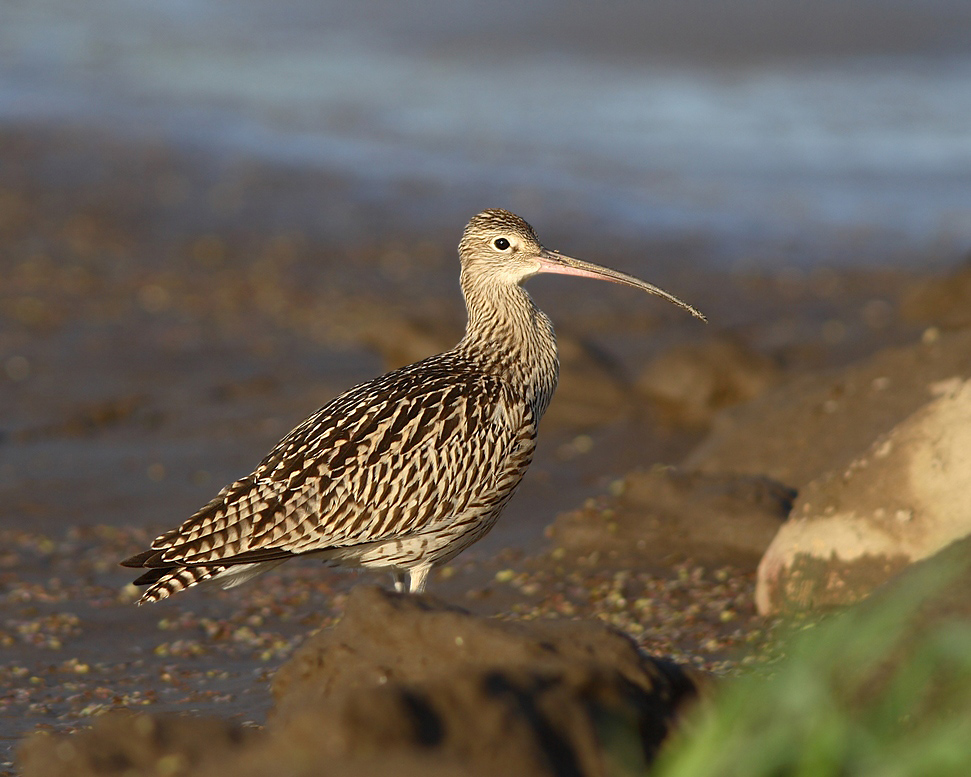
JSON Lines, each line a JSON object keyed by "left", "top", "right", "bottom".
{"left": 686, "top": 329, "right": 971, "bottom": 488}
{"left": 549, "top": 467, "right": 793, "bottom": 569}
{"left": 756, "top": 378, "right": 971, "bottom": 615}
{"left": 22, "top": 588, "right": 698, "bottom": 777}
{"left": 636, "top": 336, "right": 780, "bottom": 427}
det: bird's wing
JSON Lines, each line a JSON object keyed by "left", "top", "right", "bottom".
{"left": 134, "top": 357, "right": 531, "bottom": 568}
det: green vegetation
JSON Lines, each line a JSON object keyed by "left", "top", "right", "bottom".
{"left": 655, "top": 553, "right": 971, "bottom": 777}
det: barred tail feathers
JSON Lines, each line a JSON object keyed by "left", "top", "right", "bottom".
{"left": 134, "top": 560, "right": 286, "bottom": 605}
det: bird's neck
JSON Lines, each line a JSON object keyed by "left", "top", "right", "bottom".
{"left": 456, "top": 275, "right": 559, "bottom": 421}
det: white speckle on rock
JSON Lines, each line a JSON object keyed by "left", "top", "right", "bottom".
{"left": 874, "top": 438, "right": 894, "bottom": 458}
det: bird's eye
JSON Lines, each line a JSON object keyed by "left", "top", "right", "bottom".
{"left": 493, "top": 237, "right": 510, "bottom": 251}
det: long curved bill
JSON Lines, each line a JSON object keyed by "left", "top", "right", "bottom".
{"left": 537, "top": 249, "right": 707, "bottom": 322}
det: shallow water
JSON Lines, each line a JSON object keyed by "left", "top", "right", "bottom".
{"left": 3, "top": 0, "right": 970, "bottom": 266}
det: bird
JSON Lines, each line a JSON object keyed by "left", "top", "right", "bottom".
{"left": 121, "top": 209, "right": 705, "bottom": 604}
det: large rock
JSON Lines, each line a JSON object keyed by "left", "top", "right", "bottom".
{"left": 756, "top": 378, "right": 971, "bottom": 615}
{"left": 549, "top": 467, "right": 792, "bottom": 569}
{"left": 685, "top": 329, "right": 971, "bottom": 488}
{"left": 21, "top": 587, "right": 698, "bottom": 777}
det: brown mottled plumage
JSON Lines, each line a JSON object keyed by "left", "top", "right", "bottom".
{"left": 121, "top": 209, "right": 704, "bottom": 604}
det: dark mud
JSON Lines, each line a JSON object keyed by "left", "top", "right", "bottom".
{"left": 0, "top": 124, "right": 964, "bottom": 772}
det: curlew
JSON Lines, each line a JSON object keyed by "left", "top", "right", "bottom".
{"left": 122, "top": 209, "right": 705, "bottom": 603}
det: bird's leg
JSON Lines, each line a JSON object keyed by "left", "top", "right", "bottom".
{"left": 406, "top": 565, "right": 431, "bottom": 594}
{"left": 392, "top": 569, "right": 407, "bottom": 593}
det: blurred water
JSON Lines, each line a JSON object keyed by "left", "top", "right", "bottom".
{"left": 2, "top": 0, "right": 970, "bottom": 265}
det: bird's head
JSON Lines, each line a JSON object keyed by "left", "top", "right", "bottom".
{"left": 458, "top": 208, "right": 547, "bottom": 287}
{"left": 458, "top": 209, "right": 706, "bottom": 321}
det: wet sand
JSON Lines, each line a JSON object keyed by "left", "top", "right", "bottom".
{"left": 0, "top": 124, "right": 962, "bottom": 772}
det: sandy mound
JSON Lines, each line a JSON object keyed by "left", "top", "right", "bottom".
{"left": 549, "top": 467, "right": 792, "bottom": 570}
{"left": 636, "top": 335, "right": 781, "bottom": 428}
{"left": 686, "top": 328, "right": 971, "bottom": 488}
